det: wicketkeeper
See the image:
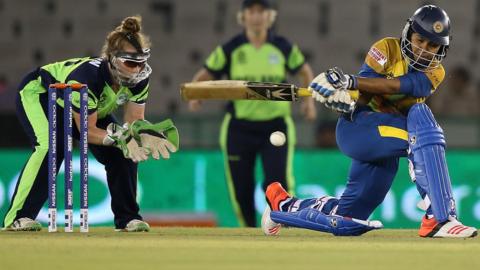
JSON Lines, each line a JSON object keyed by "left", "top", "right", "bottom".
{"left": 2, "top": 16, "right": 178, "bottom": 232}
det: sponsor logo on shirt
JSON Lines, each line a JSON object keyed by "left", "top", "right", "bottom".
{"left": 368, "top": 47, "right": 387, "bottom": 67}
{"left": 116, "top": 93, "right": 129, "bottom": 105}
{"left": 269, "top": 53, "right": 280, "bottom": 65}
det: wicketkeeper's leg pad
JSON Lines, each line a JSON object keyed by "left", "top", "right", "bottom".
{"left": 407, "top": 103, "right": 456, "bottom": 222}
{"left": 270, "top": 208, "right": 383, "bottom": 236}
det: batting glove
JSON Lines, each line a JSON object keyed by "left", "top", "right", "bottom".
{"left": 308, "top": 67, "right": 357, "bottom": 103}
{"left": 324, "top": 90, "right": 356, "bottom": 113}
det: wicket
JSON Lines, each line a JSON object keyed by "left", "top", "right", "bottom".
{"left": 48, "top": 83, "right": 89, "bottom": 233}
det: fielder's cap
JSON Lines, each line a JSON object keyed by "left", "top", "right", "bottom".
{"left": 242, "top": 0, "right": 272, "bottom": 9}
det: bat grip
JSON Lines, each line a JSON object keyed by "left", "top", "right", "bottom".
{"left": 297, "top": 88, "right": 312, "bottom": 97}
{"left": 297, "top": 88, "right": 358, "bottom": 100}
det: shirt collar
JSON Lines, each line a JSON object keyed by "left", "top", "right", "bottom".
{"left": 241, "top": 30, "right": 275, "bottom": 44}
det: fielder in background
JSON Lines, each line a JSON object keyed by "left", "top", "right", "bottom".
{"left": 189, "top": 0, "right": 316, "bottom": 227}
{"left": 263, "top": 5, "right": 478, "bottom": 237}
{"left": 3, "top": 15, "right": 178, "bottom": 232}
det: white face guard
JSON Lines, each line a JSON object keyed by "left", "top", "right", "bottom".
{"left": 109, "top": 49, "right": 152, "bottom": 87}
{"left": 400, "top": 24, "right": 447, "bottom": 72}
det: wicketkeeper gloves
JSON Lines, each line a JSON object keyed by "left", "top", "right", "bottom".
{"left": 103, "top": 123, "right": 149, "bottom": 163}
{"left": 102, "top": 119, "right": 179, "bottom": 162}
{"left": 130, "top": 119, "right": 179, "bottom": 160}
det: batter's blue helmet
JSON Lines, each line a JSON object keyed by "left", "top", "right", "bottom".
{"left": 401, "top": 5, "right": 451, "bottom": 71}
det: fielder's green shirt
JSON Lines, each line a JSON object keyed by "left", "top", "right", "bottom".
{"left": 24, "top": 57, "right": 149, "bottom": 119}
{"left": 204, "top": 32, "right": 305, "bottom": 121}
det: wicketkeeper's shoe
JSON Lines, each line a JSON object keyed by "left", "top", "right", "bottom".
{"left": 2, "top": 218, "right": 41, "bottom": 231}
{"left": 261, "top": 206, "right": 281, "bottom": 236}
{"left": 116, "top": 219, "right": 150, "bottom": 232}
{"left": 265, "top": 182, "right": 291, "bottom": 211}
{"left": 419, "top": 215, "right": 478, "bottom": 238}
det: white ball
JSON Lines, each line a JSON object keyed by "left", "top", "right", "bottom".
{"left": 269, "top": 131, "right": 286, "bottom": 146}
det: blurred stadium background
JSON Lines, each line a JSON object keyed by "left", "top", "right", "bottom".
{"left": 0, "top": 0, "right": 479, "bottom": 228}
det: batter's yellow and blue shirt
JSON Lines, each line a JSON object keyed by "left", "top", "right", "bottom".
{"left": 359, "top": 37, "right": 445, "bottom": 115}
{"left": 23, "top": 57, "right": 149, "bottom": 119}
{"left": 204, "top": 32, "right": 306, "bottom": 121}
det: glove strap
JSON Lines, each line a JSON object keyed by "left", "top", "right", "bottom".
{"left": 346, "top": 75, "right": 358, "bottom": 90}
{"left": 102, "top": 135, "right": 115, "bottom": 146}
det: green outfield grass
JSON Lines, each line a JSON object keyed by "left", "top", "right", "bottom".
{"left": 0, "top": 227, "right": 479, "bottom": 270}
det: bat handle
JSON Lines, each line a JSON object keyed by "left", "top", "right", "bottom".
{"left": 297, "top": 88, "right": 312, "bottom": 97}
{"left": 297, "top": 88, "right": 358, "bottom": 100}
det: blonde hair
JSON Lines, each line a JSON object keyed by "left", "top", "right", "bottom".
{"left": 236, "top": 9, "right": 277, "bottom": 28}
{"left": 101, "top": 15, "right": 151, "bottom": 58}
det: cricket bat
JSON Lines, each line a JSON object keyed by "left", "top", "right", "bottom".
{"left": 180, "top": 80, "right": 311, "bottom": 101}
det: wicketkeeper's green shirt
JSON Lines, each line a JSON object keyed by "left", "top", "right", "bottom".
{"left": 25, "top": 57, "right": 149, "bottom": 119}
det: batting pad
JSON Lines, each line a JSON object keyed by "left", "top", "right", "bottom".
{"left": 270, "top": 208, "right": 382, "bottom": 236}
{"left": 407, "top": 103, "right": 456, "bottom": 223}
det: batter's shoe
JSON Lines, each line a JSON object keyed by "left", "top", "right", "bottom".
{"left": 265, "top": 182, "right": 291, "bottom": 211}
{"left": 419, "top": 215, "right": 477, "bottom": 238}
{"left": 261, "top": 206, "right": 281, "bottom": 236}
